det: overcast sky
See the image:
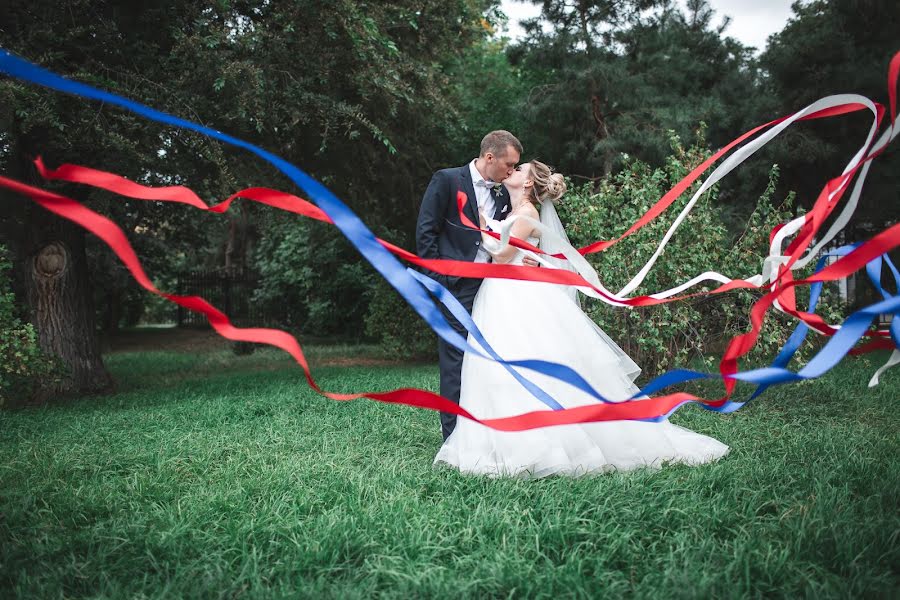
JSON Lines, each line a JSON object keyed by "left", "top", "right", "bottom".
{"left": 499, "top": 0, "right": 796, "bottom": 53}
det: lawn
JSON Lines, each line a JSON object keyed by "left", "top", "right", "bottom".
{"left": 1, "top": 333, "right": 898, "bottom": 598}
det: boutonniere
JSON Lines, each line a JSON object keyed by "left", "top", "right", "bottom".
{"left": 492, "top": 183, "right": 503, "bottom": 198}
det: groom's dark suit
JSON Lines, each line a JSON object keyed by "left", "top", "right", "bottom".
{"left": 416, "top": 164, "right": 512, "bottom": 440}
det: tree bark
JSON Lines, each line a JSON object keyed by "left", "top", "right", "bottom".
{"left": 5, "top": 130, "right": 114, "bottom": 402}
{"left": 591, "top": 94, "right": 616, "bottom": 176}
{"left": 22, "top": 201, "right": 114, "bottom": 402}
{"left": 579, "top": 0, "right": 593, "bottom": 54}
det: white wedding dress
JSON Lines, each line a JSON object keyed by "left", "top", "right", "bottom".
{"left": 434, "top": 235, "right": 729, "bottom": 478}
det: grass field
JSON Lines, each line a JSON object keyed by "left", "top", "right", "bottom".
{"left": 1, "top": 334, "right": 898, "bottom": 598}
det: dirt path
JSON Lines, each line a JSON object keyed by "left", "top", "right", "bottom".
{"left": 104, "top": 327, "right": 232, "bottom": 354}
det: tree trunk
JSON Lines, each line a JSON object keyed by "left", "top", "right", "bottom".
{"left": 578, "top": 0, "right": 593, "bottom": 54}
{"left": 104, "top": 288, "right": 122, "bottom": 334}
{"left": 7, "top": 132, "right": 114, "bottom": 402}
{"left": 591, "top": 94, "right": 616, "bottom": 176}
{"left": 23, "top": 204, "right": 114, "bottom": 401}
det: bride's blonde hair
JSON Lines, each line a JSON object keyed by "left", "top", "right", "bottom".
{"left": 526, "top": 160, "right": 566, "bottom": 205}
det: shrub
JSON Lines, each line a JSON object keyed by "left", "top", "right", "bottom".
{"left": 559, "top": 128, "right": 810, "bottom": 377}
{"left": 0, "top": 245, "right": 61, "bottom": 406}
{"left": 364, "top": 276, "right": 437, "bottom": 360}
{"left": 252, "top": 216, "right": 374, "bottom": 336}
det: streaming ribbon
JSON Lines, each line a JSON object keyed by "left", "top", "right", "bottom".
{"left": 10, "top": 160, "right": 900, "bottom": 410}
{"left": 1, "top": 172, "right": 898, "bottom": 428}
{"left": 0, "top": 49, "right": 898, "bottom": 429}
{"left": 748, "top": 244, "right": 899, "bottom": 401}
{"left": 27, "top": 157, "right": 898, "bottom": 332}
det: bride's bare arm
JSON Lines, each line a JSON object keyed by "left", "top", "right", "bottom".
{"left": 488, "top": 204, "right": 540, "bottom": 264}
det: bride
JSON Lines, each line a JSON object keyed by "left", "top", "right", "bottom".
{"left": 434, "top": 160, "right": 729, "bottom": 478}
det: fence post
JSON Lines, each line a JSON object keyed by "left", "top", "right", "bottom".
{"left": 224, "top": 272, "right": 232, "bottom": 322}
{"left": 176, "top": 277, "right": 183, "bottom": 327}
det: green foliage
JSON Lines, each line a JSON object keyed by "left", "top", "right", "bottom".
{"left": 1, "top": 0, "right": 501, "bottom": 341}
{"left": 559, "top": 129, "right": 800, "bottom": 376}
{"left": 0, "top": 0, "right": 245, "bottom": 334}
{"left": 252, "top": 216, "right": 374, "bottom": 337}
{"left": 759, "top": 0, "right": 900, "bottom": 231}
{"left": 443, "top": 36, "right": 529, "bottom": 162}
{"left": 0, "top": 344, "right": 896, "bottom": 596}
{"left": 1, "top": 0, "right": 891, "bottom": 360}
{"left": 0, "top": 246, "right": 60, "bottom": 405}
{"left": 364, "top": 276, "right": 437, "bottom": 360}
{"left": 511, "top": 0, "right": 762, "bottom": 176}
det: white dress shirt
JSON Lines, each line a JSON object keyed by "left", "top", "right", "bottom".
{"left": 469, "top": 159, "right": 496, "bottom": 263}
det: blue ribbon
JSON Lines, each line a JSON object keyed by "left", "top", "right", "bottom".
{"left": 750, "top": 245, "right": 899, "bottom": 401}
{"left": 867, "top": 254, "right": 900, "bottom": 347}
{"left": 3, "top": 49, "right": 897, "bottom": 422}
{"left": 749, "top": 244, "right": 859, "bottom": 400}
{"left": 0, "top": 51, "right": 513, "bottom": 379}
{"left": 0, "top": 48, "right": 624, "bottom": 412}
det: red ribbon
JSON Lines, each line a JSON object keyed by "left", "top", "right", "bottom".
{"left": 0, "top": 173, "right": 725, "bottom": 427}
{"left": 2, "top": 52, "right": 896, "bottom": 428}
{"left": 2, "top": 168, "right": 898, "bottom": 428}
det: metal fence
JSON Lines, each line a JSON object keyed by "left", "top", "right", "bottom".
{"left": 176, "top": 269, "right": 271, "bottom": 328}
{"left": 823, "top": 241, "right": 897, "bottom": 329}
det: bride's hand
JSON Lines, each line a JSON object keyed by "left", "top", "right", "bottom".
{"left": 522, "top": 256, "right": 540, "bottom": 268}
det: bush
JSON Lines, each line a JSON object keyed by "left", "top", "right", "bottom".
{"left": 369, "top": 128, "right": 848, "bottom": 371}
{"left": 364, "top": 276, "right": 437, "bottom": 360}
{"left": 558, "top": 128, "right": 814, "bottom": 377}
{"left": 0, "top": 245, "right": 61, "bottom": 406}
{"left": 252, "top": 216, "right": 373, "bottom": 336}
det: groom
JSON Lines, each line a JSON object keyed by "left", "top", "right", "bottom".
{"left": 416, "top": 130, "right": 523, "bottom": 440}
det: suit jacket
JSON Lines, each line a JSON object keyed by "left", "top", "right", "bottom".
{"left": 415, "top": 164, "right": 512, "bottom": 286}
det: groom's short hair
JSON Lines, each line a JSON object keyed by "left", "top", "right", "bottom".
{"left": 480, "top": 130, "right": 523, "bottom": 158}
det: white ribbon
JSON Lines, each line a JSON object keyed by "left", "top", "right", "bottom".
{"left": 484, "top": 94, "right": 893, "bottom": 309}
{"left": 869, "top": 349, "right": 900, "bottom": 387}
{"left": 478, "top": 91, "right": 898, "bottom": 382}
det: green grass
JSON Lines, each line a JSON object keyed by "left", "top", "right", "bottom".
{"left": 1, "top": 345, "right": 898, "bottom": 598}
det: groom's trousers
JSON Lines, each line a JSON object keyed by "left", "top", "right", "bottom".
{"left": 436, "top": 277, "right": 482, "bottom": 441}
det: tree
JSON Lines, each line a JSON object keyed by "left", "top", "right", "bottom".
{"left": 1, "top": 0, "right": 504, "bottom": 398}
{"left": 509, "top": 0, "right": 762, "bottom": 180}
{"left": 1, "top": 0, "right": 227, "bottom": 399}
{"left": 508, "top": 0, "right": 659, "bottom": 175}
{"left": 759, "top": 0, "right": 900, "bottom": 235}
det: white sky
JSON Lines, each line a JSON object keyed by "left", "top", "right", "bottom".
{"left": 499, "top": 0, "right": 796, "bottom": 53}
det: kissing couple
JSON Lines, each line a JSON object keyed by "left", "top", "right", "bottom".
{"left": 415, "top": 130, "right": 728, "bottom": 478}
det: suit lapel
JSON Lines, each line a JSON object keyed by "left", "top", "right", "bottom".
{"left": 458, "top": 165, "right": 479, "bottom": 224}
{"left": 493, "top": 185, "right": 512, "bottom": 220}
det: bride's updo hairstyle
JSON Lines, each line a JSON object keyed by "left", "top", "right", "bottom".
{"left": 527, "top": 160, "right": 567, "bottom": 205}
